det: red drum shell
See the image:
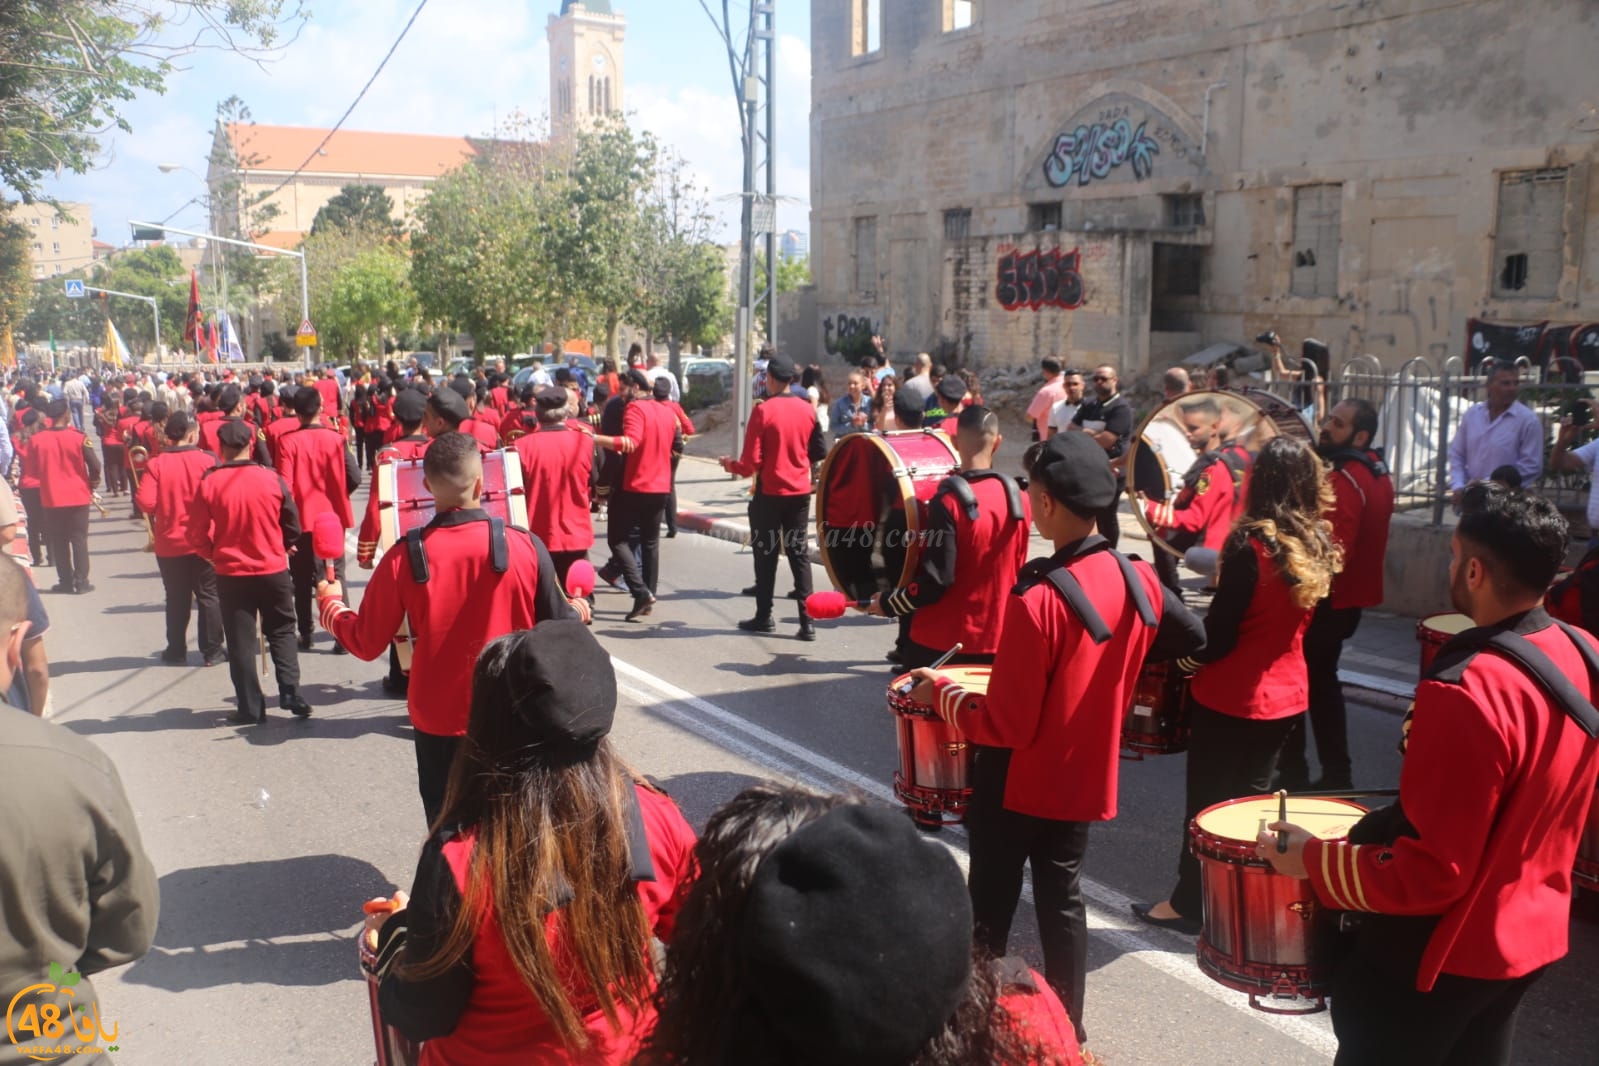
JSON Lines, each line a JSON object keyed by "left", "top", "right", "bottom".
{"left": 1416, "top": 613, "right": 1473, "bottom": 677}
{"left": 817, "top": 430, "right": 960, "bottom": 600}
{"left": 886, "top": 666, "right": 988, "bottom": 826}
{"left": 359, "top": 933, "right": 420, "bottom": 1066}
{"left": 1122, "top": 660, "right": 1190, "bottom": 756}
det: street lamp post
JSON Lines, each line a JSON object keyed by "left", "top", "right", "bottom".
{"left": 82, "top": 286, "right": 161, "bottom": 363}
{"left": 129, "top": 221, "right": 311, "bottom": 369}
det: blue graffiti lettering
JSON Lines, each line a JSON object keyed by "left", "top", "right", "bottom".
{"left": 1043, "top": 118, "right": 1161, "bottom": 188}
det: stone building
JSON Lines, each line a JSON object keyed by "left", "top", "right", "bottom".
{"left": 15, "top": 201, "right": 94, "bottom": 279}
{"left": 548, "top": 1, "right": 627, "bottom": 141}
{"left": 808, "top": 0, "right": 1599, "bottom": 377}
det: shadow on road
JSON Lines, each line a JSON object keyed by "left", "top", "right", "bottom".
{"left": 655, "top": 769, "right": 777, "bottom": 829}
{"left": 62, "top": 706, "right": 237, "bottom": 735}
{"left": 51, "top": 655, "right": 164, "bottom": 676}
{"left": 120, "top": 853, "right": 390, "bottom": 990}
{"left": 97, "top": 603, "right": 164, "bottom": 615}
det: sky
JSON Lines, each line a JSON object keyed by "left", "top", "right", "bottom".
{"left": 40, "top": 0, "right": 812, "bottom": 247}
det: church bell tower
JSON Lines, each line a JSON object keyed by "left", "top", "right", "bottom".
{"left": 548, "top": 1, "right": 626, "bottom": 140}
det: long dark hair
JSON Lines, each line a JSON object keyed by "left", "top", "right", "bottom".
{"left": 404, "top": 634, "right": 653, "bottom": 1049}
{"left": 1227, "top": 436, "right": 1340, "bottom": 608}
{"left": 637, "top": 784, "right": 1055, "bottom": 1066}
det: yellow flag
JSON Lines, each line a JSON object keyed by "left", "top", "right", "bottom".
{"left": 0, "top": 327, "right": 14, "bottom": 368}
{"left": 104, "top": 316, "right": 131, "bottom": 367}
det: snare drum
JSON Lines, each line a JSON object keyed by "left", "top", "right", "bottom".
{"left": 358, "top": 926, "right": 420, "bottom": 1066}
{"left": 886, "top": 666, "right": 989, "bottom": 827}
{"left": 1416, "top": 613, "right": 1472, "bottom": 677}
{"left": 1122, "top": 660, "right": 1190, "bottom": 757}
{"left": 1191, "top": 795, "right": 1365, "bottom": 1014}
{"left": 817, "top": 430, "right": 959, "bottom": 600}
{"left": 1575, "top": 785, "right": 1599, "bottom": 892}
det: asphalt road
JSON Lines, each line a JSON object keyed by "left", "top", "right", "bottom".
{"left": 35, "top": 497, "right": 1599, "bottom": 1065}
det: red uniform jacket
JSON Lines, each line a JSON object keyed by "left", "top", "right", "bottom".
{"left": 884, "top": 472, "right": 1032, "bottom": 656}
{"left": 99, "top": 409, "right": 125, "bottom": 446}
{"left": 135, "top": 446, "right": 218, "bottom": 557}
{"left": 265, "top": 416, "right": 300, "bottom": 462}
{"left": 367, "top": 397, "right": 394, "bottom": 438}
{"left": 1305, "top": 611, "right": 1599, "bottom": 990}
{"left": 727, "top": 393, "right": 822, "bottom": 496}
{"left": 1326, "top": 449, "right": 1394, "bottom": 610}
{"left": 188, "top": 462, "right": 301, "bottom": 576}
{"left": 1147, "top": 453, "right": 1236, "bottom": 550}
{"left": 995, "top": 964, "right": 1085, "bottom": 1066}
{"left": 320, "top": 510, "right": 575, "bottom": 736}
{"left": 248, "top": 394, "right": 281, "bottom": 428}
{"left": 27, "top": 425, "right": 99, "bottom": 507}
{"left": 933, "top": 540, "right": 1199, "bottom": 821}
{"left": 115, "top": 414, "right": 142, "bottom": 451}
{"left": 484, "top": 385, "right": 510, "bottom": 418}
{"left": 314, "top": 377, "right": 341, "bottom": 417}
{"left": 459, "top": 417, "right": 500, "bottom": 450}
{"left": 496, "top": 405, "right": 527, "bottom": 441}
{"left": 615, "top": 400, "right": 679, "bottom": 494}
{"left": 1183, "top": 534, "right": 1311, "bottom": 719}
{"left": 355, "top": 435, "right": 431, "bottom": 566}
{"left": 661, "top": 400, "right": 695, "bottom": 439}
{"left": 375, "top": 784, "right": 696, "bottom": 1065}
{"left": 274, "top": 424, "right": 358, "bottom": 532}
{"left": 514, "top": 426, "right": 595, "bottom": 553}
{"left": 14, "top": 437, "right": 38, "bottom": 490}
{"left": 201, "top": 416, "right": 269, "bottom": 464}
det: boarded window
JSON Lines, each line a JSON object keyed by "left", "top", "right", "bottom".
{"left": 1493, "top": 168, "right": 1567, "bottom": 299}
{"left": 945, "top": 1, "right": 976, "bottom": 31}
{"left": 943, "top": 208, "right": 971, "bottom": 241}
{"left": 852, "top": 0, "right": 882, "bottom": 56}
{"left": 1290, "top": 184, "right": 1341, "bottom": 299}
{"left": 1165, "top": 194, "right": 1205, "bottom": 229}
{"left": 853, "top": 216, "right": 878, "bottom": 295}
{"left": 1028, "top": 202, "right": 1062, "bottom": 232}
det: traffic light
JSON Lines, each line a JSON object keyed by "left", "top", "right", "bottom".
{"left": 130, "top": 224, "right": 164, "bottom": 242}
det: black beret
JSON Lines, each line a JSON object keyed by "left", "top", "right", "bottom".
{"left": 937, "top": 374, "right": 969, "bottom": 403}
{"left": 217, "top": 419, "right": 254, "bottom": 450}
{"left": 494, "top": 620, "right": 616, "bottom": 760}
{"left": 741, "top": 804, "right": 973, "bottom": 1065}
{"left": 651, "top": 376, "right": 672, "bottom": 400}
{"left": 448, "top": 375, "right": 475, "bottom": 400}
{"left": 428, "top": 387, "right": 469, "bottom": 422}
{"left": 534, "top": 385, "right": 569, "bottom": 411}
{"left": 765, "top": 354, "right": 797, "bottom": 381}
{"left": 624, "top": 368, "right": 651, "bottom": 390}
{"left": 392, "top": 389, "right": 427, "bottom": 423}
{"left": 1030, "top": 431, "right": 1117, "bottom": 512}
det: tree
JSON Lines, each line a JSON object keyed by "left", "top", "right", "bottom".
{"left": 317, "top": 245, "right": 417, "bottom": 360}
{"left": 91, "top": 244, "right": 189, "bottom": 356}
{"left": 0, "top": 205, "right": 31, "bottom": 335}
{"left": 755, "top": 253, "right": 811, "bottom": 297}
{"left": 0, "top": 3, "right": 305, "bottom": 204}
{"left": 310, "top": 184, "right": 401, "bottom": 238}
{"left": 632, "top": 155, "right": 729, "bottom": 368}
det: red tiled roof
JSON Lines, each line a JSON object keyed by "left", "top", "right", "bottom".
{"left": 224, "top": 124, "right": 476, "bottom": 180}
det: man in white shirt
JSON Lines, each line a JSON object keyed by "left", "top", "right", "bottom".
{"left": 645, "top": 352, "right": 680, "bottom": 403}
{"left": 1025, "top": 357, "right": 1066, "bottom": 441}
{"left": 1046, "top": 368, "right": 1087, "bottom": 438}
{"left": 1447, "top": 361, "right": 1544, "bottom": 507}
{"left": 1547, "top": 403, "right": 1599, "bottom": 547}
{"left": 900, "top": 352, "right": 935, "bottom": 407}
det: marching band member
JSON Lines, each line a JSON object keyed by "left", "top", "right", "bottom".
{"left": 369, "top": 620, "right": 696, "bottom": 1063}
{"left": 316, "top": 433, "right": 581, "bottom": 826}
{"left": 1142, "top": 396, "right": 1242, "bottom": 593}
{"left": 1279, "top": 398, "right": 1395, "bottom": 791}
{"left": 513, "top": 386, "right": 597, "bottom": 590}
{"left": 606, "top": 371, "right": 681, "bottom": 623}
{"left": 188, "top": 420, "right": 310, "bottom": 724}
{"left": 720, "top": 355, "right": 826, "bottom": 641}
{"left": 907, "top": 432, "right": 1204, "bottom": 1051}
{"left": 135, "top": 413, "right": 223, "bottom": 667}
{"left": 866, "top": 406, "right": 1031, "bottom": 669}
{"left": 14, "top": 410, "right": 48, "bottom": 567}
{"left": 199, "top": 384, "right": 270, "bottom": 464}
{"left": 450, "top": 377, "right": 501, "bottom": 449}
{"left": 273, "top": 387, "right": 361, "bottom": 652}
{"left": 1262, "top": 483, "right": 1599, "bottom": 1066}
{"left": 1134, "top": 437, "right": 1339, "bottom": 934}
{"left": 28, "top": 399, "right": 102, "bottom": 595}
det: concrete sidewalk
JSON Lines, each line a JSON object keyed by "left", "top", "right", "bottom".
{"left": 669, "top": 454, "right": 1424, "bottom": 707}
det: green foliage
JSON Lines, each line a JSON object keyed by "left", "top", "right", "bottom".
{"left": 18, "top": 246, "right": 187, "bottom": 357}
{"left": 0, "top": 204, "right": 32, "bottom": 334}
{"left": 311, "top": 184, "right": 401, "bottom": 239}
{"left": 631, "top": 153, "right": 729, "bottom": 359}
{"left": 318, "top": 245, "right": 417, "bottom": 359}
{"left": 755, "top": 253, "right": 811, "bottom": 296}
{"left": 0, "top": 3, "right": 305, "bottom": 204}
{"left": 559, "top": 118, "right": 658, "bottom": 353}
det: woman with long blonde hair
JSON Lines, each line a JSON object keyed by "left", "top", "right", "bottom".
{"left": 1133, "top": 435, "right": 1342, "bottom": 933}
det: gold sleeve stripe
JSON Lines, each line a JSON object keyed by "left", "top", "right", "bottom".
{"left": 886, "top": 588, "right": 914, "bottom": 615}
{"left": 1344, "top": 844, "right": 1372, "bottom": 912}
{"left": 1318, "top": 840, "right": 1347, "bottom": 910}
{"left": 937, "top": 683, "right": 968, "bottom": 722}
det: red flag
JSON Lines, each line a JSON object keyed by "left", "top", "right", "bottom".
{"left": 206, "top": 317, "right": 220, "bottom": 363}
{"left": 183, "top": 269, "right": 201, "bottom": 346}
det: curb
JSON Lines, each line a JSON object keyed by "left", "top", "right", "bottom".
{"left": 674, "top": 509, "right": 825, "bottom": 567}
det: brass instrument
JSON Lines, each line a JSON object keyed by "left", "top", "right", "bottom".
{"left": 126, "top": 445, "right": 156, "bottom": 552}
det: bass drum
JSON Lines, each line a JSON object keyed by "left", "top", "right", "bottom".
{"left": 1126, "top": 389, "right": 1314, "bottom": 557}
{"left": 816, "top": 430, "right": 960, "bottom": 600}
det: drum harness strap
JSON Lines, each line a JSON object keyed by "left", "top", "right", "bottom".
{"left": 1021, "top": 537, "right": 1158, "bottom": 646}
{"left": 934, "top": 470, "right": 1025, "bottom": 523}
{"left": 405, "top": 509, "right": 510, "bottom": 586}
{"left": 1426, "top": 612, "right": 1599, "bottom": 738}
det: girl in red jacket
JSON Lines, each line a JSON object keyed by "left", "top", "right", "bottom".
{"left": 1134, "top": 436, "right": 1342, "bottom": 932}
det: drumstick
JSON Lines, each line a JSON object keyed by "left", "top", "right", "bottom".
{"left": 1276, "top": 789, "right": 1289, "bottom": 854}
{"left": 893, "top": 642, "right": 965, "bottom": 697}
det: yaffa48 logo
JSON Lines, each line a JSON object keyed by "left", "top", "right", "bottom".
{"left": 5, "top": 962, "right": 120, "bottom": 1061}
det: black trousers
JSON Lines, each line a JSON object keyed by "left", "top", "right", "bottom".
{"left": 665, "top": 453, "right": 682, "bottom": 534}
{"left": 750, "top": 492, "right": 813, "bottom": 619}
{"left": 102, "top": 443, "right": 127, "bottom": 494}
{"left": 1330, "top": 920, "right": 1545, "bottom": 1066}
{"left": 156, "top": 553, "right": 223, "bottom": 659}
{"left": 548, "top": 549, "right": 588, "bottom": 592}
{"left": 361, "top": 430, "right": 384, "bottom": 471}
{"left": 216, "top": 571, "right": 300, "bottom": 721}
{"left": 43, "top": 505, "right": 89, "bottom": 590}
{"left": 289, "top": 531, "right": 347, "bottom": 639}
{"left": 415, "top": 730, "right": 463, "bottom": 829}
{"left": 19, "top": 487, "right": 46, "bottom": 565}
{"left": 608, "top": 490, "right": 666, "bottom": 598}
{"left": 966, "top": 746, "right": 1092, "bottom": 1046}
{"left": 1170, "top": 701, "right": 1301, "bottom": 918}
{"left": 1280, "top": 603, "right": 1362, "bottom": 787}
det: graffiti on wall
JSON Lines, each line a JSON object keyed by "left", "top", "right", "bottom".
{"left": 823, "top": 312, "right": 881, "bottom": 358}
{"left": 996, "top": 247, "right": 1085, "bottom": 312}
{"left": 1035, "top": 94, "right": 1203, "bottom": 191}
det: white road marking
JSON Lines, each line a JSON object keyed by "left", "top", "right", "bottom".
{"left": 612, "top": 655, "right": 1339, "bottom": 1058}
